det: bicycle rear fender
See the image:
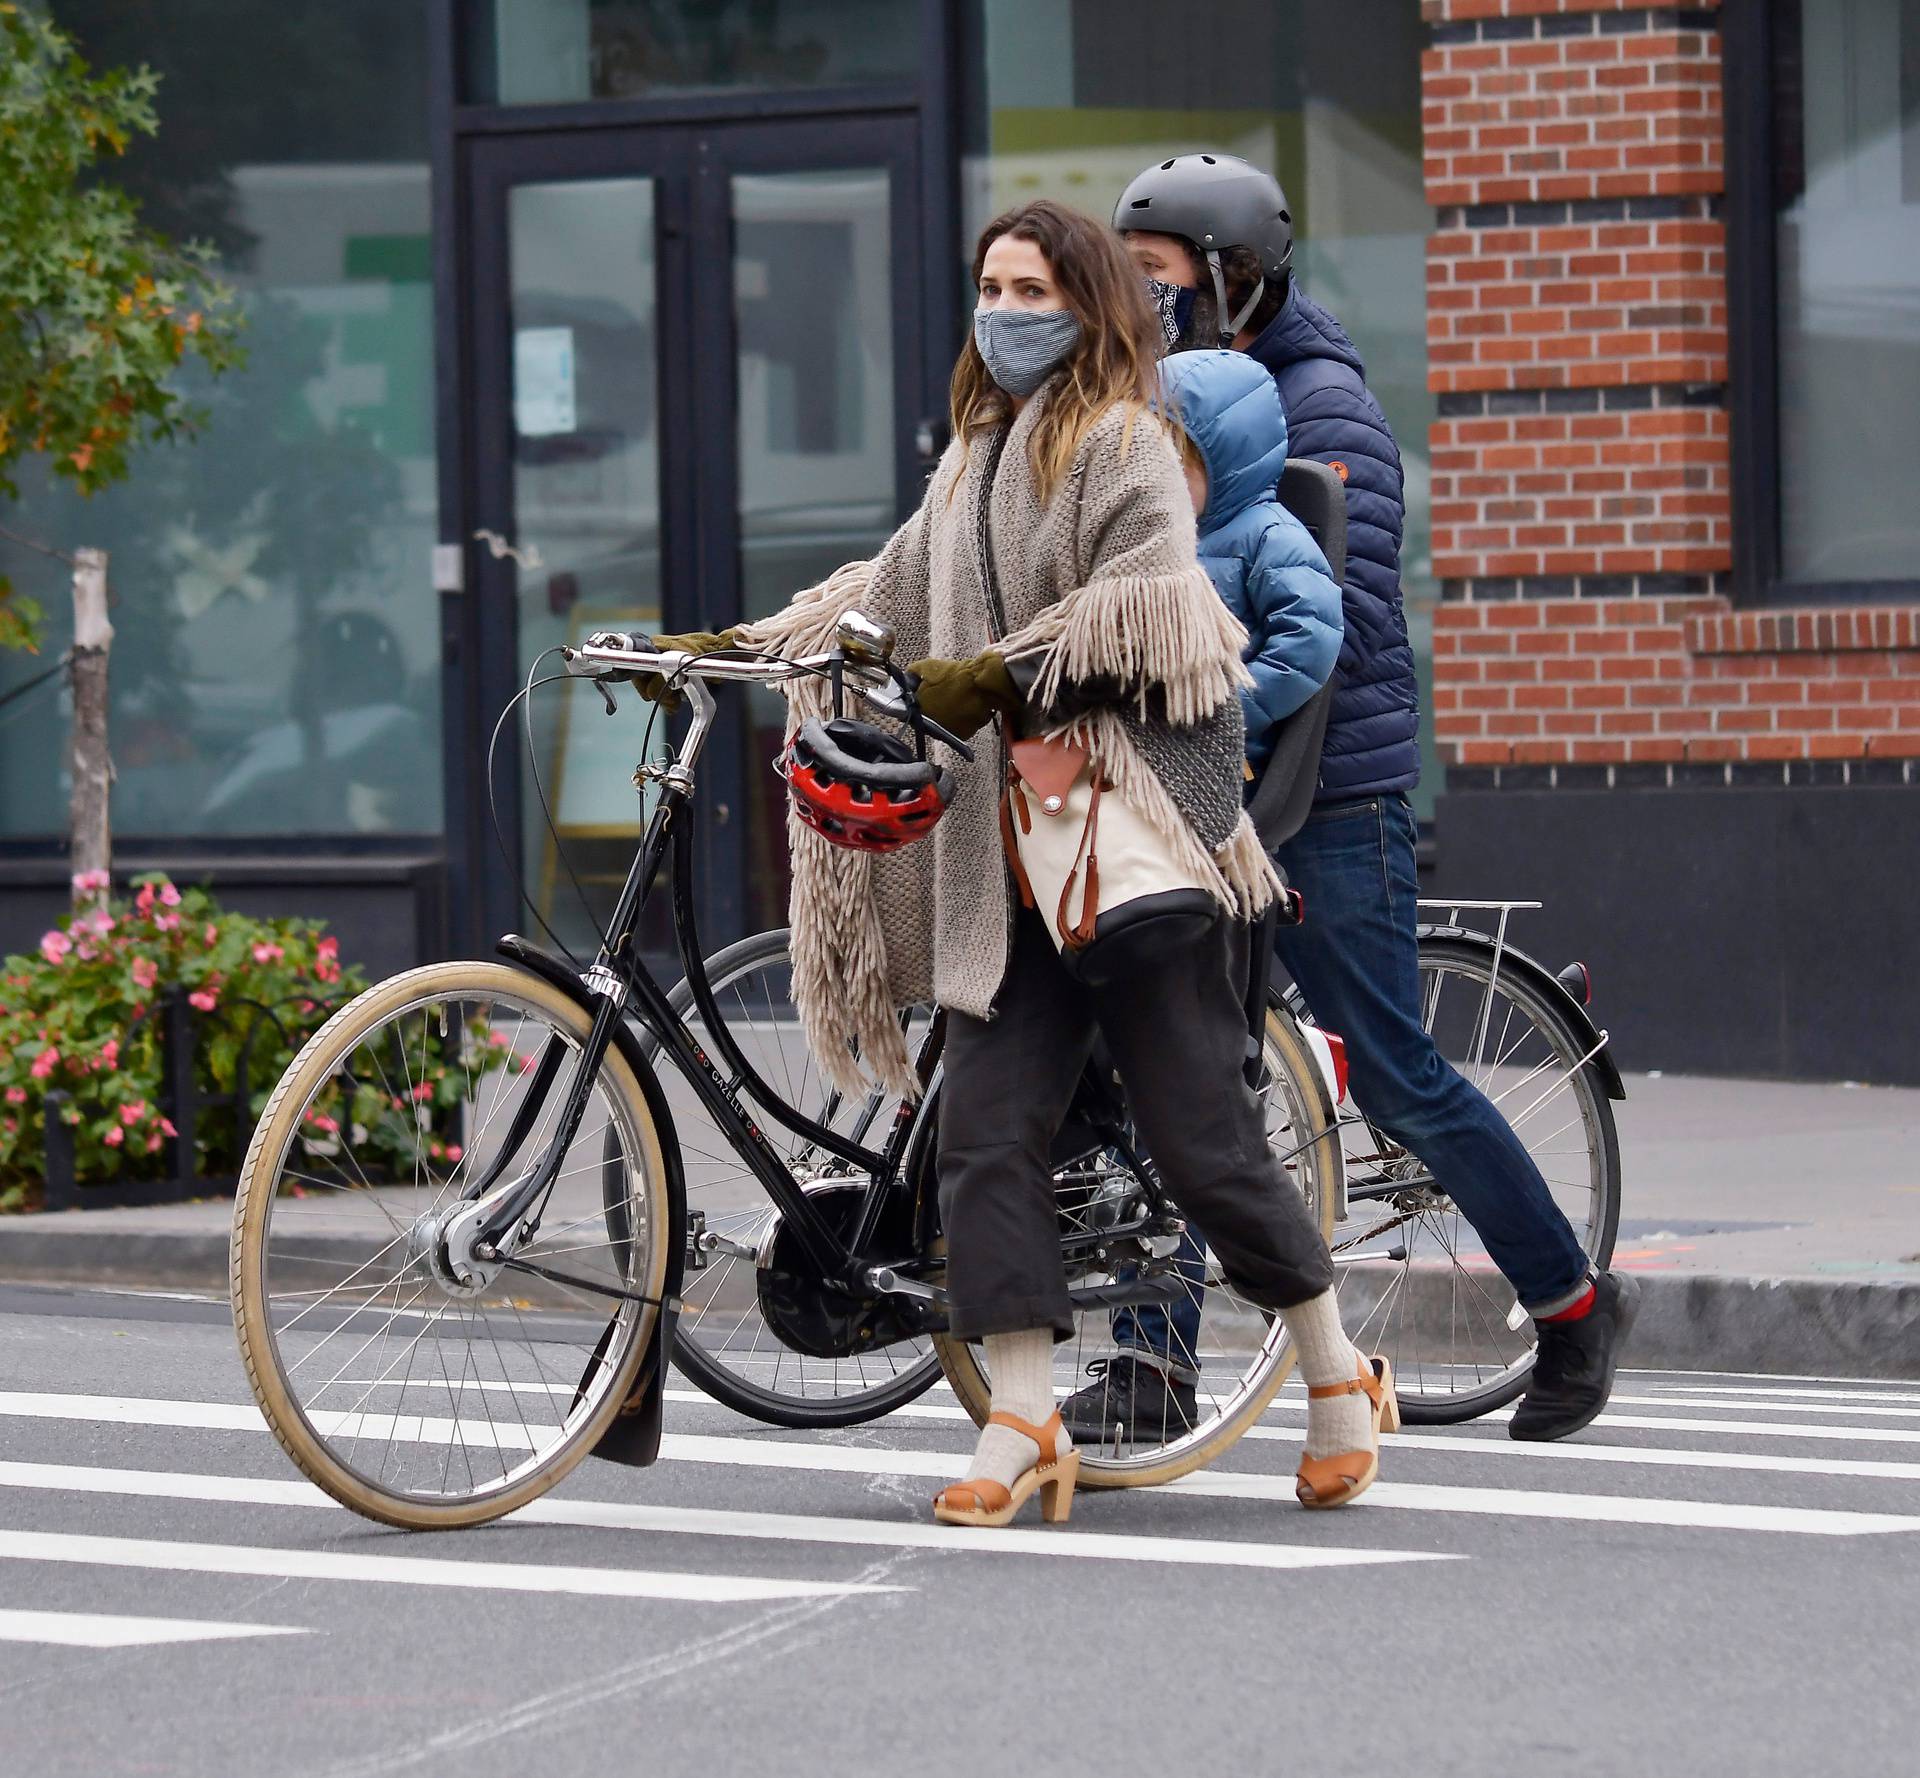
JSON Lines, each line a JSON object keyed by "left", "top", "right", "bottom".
{"left": 496, "top": 933, "right": 689, "bottom": 1466}
{"left": 1416, "top": 925, "right": 1628, "bottom": 1103}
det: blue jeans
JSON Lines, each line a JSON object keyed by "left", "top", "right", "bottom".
{"left": 1116, "top": 792, "right": 1591, "bottom": 1368}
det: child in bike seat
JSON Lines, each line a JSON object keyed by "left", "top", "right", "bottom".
{"left": 1060, "top": 347, "right": 1342, "bottom": 1439}
{"left": 1163, "top": 348, "right": 1343, "bottom": 779}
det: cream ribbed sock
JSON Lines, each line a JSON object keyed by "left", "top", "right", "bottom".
{"left": 963, "top": 1329, "right": 1070, "bottom": 1490}
{"left": 1281, "top": 1289, "right": 1373, "bottom": 1459}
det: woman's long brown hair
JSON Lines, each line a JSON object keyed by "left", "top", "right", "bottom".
{"left": 949, "top": 199, "right": 1164, "bottom": 504}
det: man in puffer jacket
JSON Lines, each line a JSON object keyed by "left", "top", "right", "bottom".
{"left": 1162, "top": 349, "right": 1342, "bottom": 770}
{"left": 1105, "top": 154, "right": 1639, "bottom": 1445}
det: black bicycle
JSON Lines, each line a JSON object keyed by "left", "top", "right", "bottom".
{"left": 229, "top": 620, "right": 1340, "bottom": 1528}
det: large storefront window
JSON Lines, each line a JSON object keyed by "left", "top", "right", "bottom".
{"left": 470, "top": 0, "right": 922, "bottom": 105}
{"left": 1774, "top": 0, "right": 1920, "bottom": 586}
{"left": 0, "top": 2, "right": 439, "bottom": 840}
{"left": 960, "top": 0, "right": 1440, "bottom": 808}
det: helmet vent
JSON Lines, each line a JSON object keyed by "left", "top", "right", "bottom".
{"left": 1200, "top": 154, "right": 1216, "bottom": 164}
{"left": 1160, "top": 159, "right": 1175, "bottom": 171}
{"left": 1129, "top": 197, "right": 1151, "bottom": 209}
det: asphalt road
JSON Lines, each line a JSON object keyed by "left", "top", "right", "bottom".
{"left": 1, "top": 1283, "right": 1917, "bottom": 1778}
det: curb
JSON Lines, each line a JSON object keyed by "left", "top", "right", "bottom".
{"left": 1, "top": 1226, "right": 1916, "bottom": 1380}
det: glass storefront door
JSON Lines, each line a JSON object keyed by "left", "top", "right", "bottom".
{"left": 463, "top": 116, "right": 920, "bottom": 956}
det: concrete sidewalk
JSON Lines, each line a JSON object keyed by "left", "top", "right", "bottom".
{"left": 1, "top": 1070, "right": 1916, "bottom": 1376}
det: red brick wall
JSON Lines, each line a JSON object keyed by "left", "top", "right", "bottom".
{"left": 1419, "top": 0, "right": 1920, "bottom": 773}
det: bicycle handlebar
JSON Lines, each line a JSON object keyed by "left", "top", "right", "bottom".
{"left": 561, "top": 632, "right": 977, "bottom": 762}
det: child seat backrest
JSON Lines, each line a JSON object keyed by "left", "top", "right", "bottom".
{"left": 1245, "top": 458, "right": 1348, "bottom": 850}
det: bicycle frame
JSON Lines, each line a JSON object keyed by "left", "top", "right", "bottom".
{"left": 462, "top": 659, "right": 938, "bottom": 1299}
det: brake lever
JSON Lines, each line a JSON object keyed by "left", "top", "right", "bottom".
{"left": 852, "top": 672, "right": 976, "bottom": 764}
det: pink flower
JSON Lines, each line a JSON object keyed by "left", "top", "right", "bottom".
{"left": 316, "top": 936, "right": 339, "bottom": 962}
{"left": 188, "top": 989, "right": 218, "bottom": 1013}
{"left": 315, "top": 961, "right": 341, "bottom": 984}
{"left": 488, "top": 1031, "right": 510, "bottom": 1049}
{"left": 251, "top": 941, "right": 285, "bottom": 965}
{"left": 71, "top": 868, "right": 110, "bottom": 895}
{"left": 158, "top": 1117, "right": 177, "bottom": 1138}
{"left": 2, "top": 1118, "right": 15, "bottom": 1138}
{"left": 73, "top": 941, "right": 97, "bottom": 963}
{"left": 100, "top": 1038, "right": 119, "bottom": 1069}
{"left": 159, "top": 883, "right": 181, "bottom": 908}
{"left": 155, "top": 913, "right": 181, "bottom": 933}
{"left": 445, "top": 1143, "right": 463, "bottom": 1162}
{"left": 5, "top": 1087, "right": 25, "bottom": 1104}
{"left": 410, "top": 1081, "right": 433, "bottom": 1102}
{"left": 135, "top": 884, "right": 155, "bottom": 916}
{"left": 303, "top": 1109, "right": 338, "bottom": 1134}
{"left": 103, "top": 1126, "right": 124, "bottom": 1148}
{"left": 119, "top": 1100, "right": 147, "bottom": 1126}
{"left": 131, "top": 956, "right": 158, "bottom": 990}
{"left": 204, "top": 923, "right": 219, "bottom": 947}
{"left": 146, "top": 1132, "right": 163, "bottom": 1153}
{"left": 30, "top": 1048, "right": 59, "bottom": 1080}
{"left": 39, "top": 931, "right": 71, "bottom": 965}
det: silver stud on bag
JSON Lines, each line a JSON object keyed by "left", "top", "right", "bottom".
{"left": 1043, "top": 794, "right": 1064, "bottom": 814}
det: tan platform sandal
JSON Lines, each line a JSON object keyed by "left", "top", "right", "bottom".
{"left": 932, "top": 1409, "right": 1081, "bottom": 1528}
{"left": 1295, "top": 1354, "right": 1399, "bottom": 1510}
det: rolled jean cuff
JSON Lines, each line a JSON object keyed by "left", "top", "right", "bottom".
{"left": 947, "top": 1291, "right": 1076, "bottom": 1344}
{"left": 1522, "top": 1267, "right": 1598, "bottom": 1321}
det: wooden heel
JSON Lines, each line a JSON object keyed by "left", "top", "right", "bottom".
{"left": 1039, "top": 1449, "right": 1079, "bottom": 1523}
{"left": 1295, "top": 1353, "right": 1397, "bottom": 1510}
{"left": 932, "top": 1410, "right": 1079, "bottom": 1530}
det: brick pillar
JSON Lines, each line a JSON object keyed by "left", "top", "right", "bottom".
{"left": 1420, "top": 0, "right": 1920, "bottom": 777}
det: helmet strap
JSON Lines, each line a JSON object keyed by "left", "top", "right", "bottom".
{"left": 1203, "top": 252, "right": 1267, "bottom": 345}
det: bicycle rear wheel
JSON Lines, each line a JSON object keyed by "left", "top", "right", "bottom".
{"left": 230, "top": 962, "right": 672, "bottom": 1528}
{"left": 648, "top": 928, "right": 944, "bottom": 1428}
{"left": 932, "top": 1000, "right": 1340, "bottom": 1488}
{"left": 1325, "top": 934, "right": 1621, "bottom": 1424}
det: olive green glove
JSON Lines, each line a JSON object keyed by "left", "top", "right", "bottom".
{"left": 630, "top": 629, "right": 736, "bottom": 708}
{"left": 905, "top": 650, "right": 1022, "bottom": 739}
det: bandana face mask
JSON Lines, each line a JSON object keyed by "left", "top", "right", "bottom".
{"left": 1145, "top": 276, "right": 1200, "bottom": 351}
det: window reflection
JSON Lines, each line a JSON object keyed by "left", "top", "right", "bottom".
{"left": 476, "top": 0, "right": 921, "bottom": 104}
{"left": 1775, "top": 0, "right": 1920, "bottom": 585}
{"left": 0, "top": 2, "right": 439, "bottom": 839}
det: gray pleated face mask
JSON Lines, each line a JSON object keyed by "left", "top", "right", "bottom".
{"left": 972, "top": 307, "right": 1081, "bottom": 397}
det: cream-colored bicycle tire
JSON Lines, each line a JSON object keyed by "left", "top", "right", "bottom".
{"left": 230, "top": 961, "right": 672, "bottom": 1531}
{"left": 932, "top": 1001, "right": 1340, "bottom": 1490}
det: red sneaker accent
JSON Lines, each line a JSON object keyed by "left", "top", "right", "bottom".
{"left": 1540, "top": 1282, "right": 1598, "bottom": 1323}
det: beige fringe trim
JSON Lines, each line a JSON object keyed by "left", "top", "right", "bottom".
{"left": 999, "top": 566, "right": 1254, "bottom": 728}
{"left": 735, "top": 558, "right": 876, "bottom": 665}
{"left": 735, "top": 559, "right": 918, "bottom": 1100}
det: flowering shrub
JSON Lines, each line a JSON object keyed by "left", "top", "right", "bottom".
{"left": 0, "top": 872, "right": 369, "bottom": 1209}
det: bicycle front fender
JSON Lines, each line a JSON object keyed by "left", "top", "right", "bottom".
{"left": 496, "top": 934, "right": 690, "bottom": 1465}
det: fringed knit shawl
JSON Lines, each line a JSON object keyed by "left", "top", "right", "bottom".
{"left": 740, "top": 386, "right": 1281, "bottom": 1098}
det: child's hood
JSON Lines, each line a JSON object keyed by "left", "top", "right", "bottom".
{"left": 1157, "top": 349, "right": 1291, "bottom": 533}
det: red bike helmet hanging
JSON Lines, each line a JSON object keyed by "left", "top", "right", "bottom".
{"left": 778, "top": 656, "right": 959, "bottom": 854}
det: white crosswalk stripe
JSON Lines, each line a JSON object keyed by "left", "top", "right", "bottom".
{"left": 0, "top": 1608, "right": 309, "bottom": 1649}
{"left": 0, "top": 1527, "right": 904, "bottom": 1603}
{"left": 0, "top": 1461, "right": 1455, "bottom": 1575}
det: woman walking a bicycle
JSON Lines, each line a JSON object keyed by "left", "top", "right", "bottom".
{"left": 672, "top": 199, "right": 1393, "bottom": 1526}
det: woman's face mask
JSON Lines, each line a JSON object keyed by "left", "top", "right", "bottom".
{"left": 972, "top": 307, "right": 1081, "bottom": 397}
{"left": 1146, "top": 277, "right": 1200, "bottom": 350}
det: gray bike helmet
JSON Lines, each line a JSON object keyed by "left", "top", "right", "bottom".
{"left": 1114, "top": 153, "right": 1294, "bottom": 344}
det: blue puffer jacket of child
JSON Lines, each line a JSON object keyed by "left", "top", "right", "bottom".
{"left": 1158, "top": 350, "right": 1344, "bottom": 771}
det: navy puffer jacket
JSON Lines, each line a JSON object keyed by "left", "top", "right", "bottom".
{"left": 1243, "top": 287, "right": 1419, "bottom": 798}
{"left": 1159, "top": 351, "right": 1342, "bottom": 771}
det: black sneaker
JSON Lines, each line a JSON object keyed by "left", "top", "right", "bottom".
{"left": 1509, "top": 1271, "right": 1641, "bottom": 1442}
{"left": 1059, "top": 1355, "right": 1198, "bottom": 1444}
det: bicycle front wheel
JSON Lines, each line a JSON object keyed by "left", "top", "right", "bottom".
{"left": 231, "top": 962, "right": 673, "bottom": 1529}
{"left": 1328, "top": 934, "right": 1622, "bottom": 1424}
{"left": 933, "top": 998, "right": 1340, "bottom": 1488}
